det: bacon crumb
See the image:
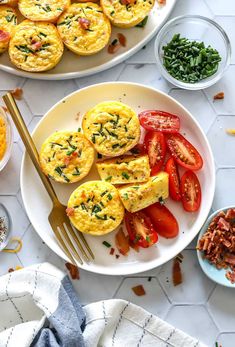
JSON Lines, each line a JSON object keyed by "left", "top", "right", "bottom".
{"left": 157, "top": 0, "right": 166, "bottom": 4}
{"left": 11, "top": 88, "right": 23, "bottom": 100}
{"left": 110, "top": 247, "right": 115, "bottom": 255}
{"left": 8, "top": 268, "right": 14, "bottom": 273}
{"left": 108, "top": 43, "right": 121, "bottom": 54}
{"left": 78, "top": 18, "right": 90, "bottom": 30}
{"left": 213, "top": 92, "right": 224, "bottom": 100}
{"left": 117, "top": 33, "right": 126, "bottom": 47}
{"left": 66, "top": 207, "right": 75, "bottom": 217}
{"left": 132, "top": 284, "right": 146, "bottom": 296}
{"left": 172, "top": 257, "right": 183, "bottom": 286}
{"left": 65, "top": 262, "right": 80, "bottom": 280}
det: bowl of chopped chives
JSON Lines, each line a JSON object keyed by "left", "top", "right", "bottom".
{"left": 155, "top": 15, "right": 231, "bottom": 90}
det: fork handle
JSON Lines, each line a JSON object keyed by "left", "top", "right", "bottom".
{"left": 3, "top": 93, "right": 59, "bottom": 205}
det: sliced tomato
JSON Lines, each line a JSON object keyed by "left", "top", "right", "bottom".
{"left": 165, "top": 157, "right": 181, "bottom": 201}
{"left": 180, "top": 171, "right": 201, "bottom": 212}
{"left": 166, "top": 133, "right": 203, "bottom": 171}
{"left": 144, "top": 203, "right": 179, "bottom": 239}
{"left": 139, "top": 110, "right": 180, "bottom": 133}
{"left": 144, "top": 131, "right": 166, "bottom": 175}
{"left": 125, "top": 211, "right": 158, "bottom": 248}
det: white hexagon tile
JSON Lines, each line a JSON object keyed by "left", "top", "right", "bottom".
{"left": 0, "top": 0, "right": 235, "bottom": 346}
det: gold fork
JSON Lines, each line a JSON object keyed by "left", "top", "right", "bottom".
{"left": 3, "top": 92, "right": 94, "bottom": 266}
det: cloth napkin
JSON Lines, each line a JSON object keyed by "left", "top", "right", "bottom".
{"left": 0, "top": 263, "right": 207, "bottom": 347}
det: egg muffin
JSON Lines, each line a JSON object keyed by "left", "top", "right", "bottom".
{"left": 39, "top": 131, "right": 95, "bottom": 184}
{"left": 0, "top": 6, "right": 17, "bottom": 54}
{"left": 9, "top": 20, "right": 63, "bottom": 72}
{"left": 82, "top": 101, "right": 140, "bottom": 157}
{"left": 100, "top": 0, "right": 154, "bottom": 28}
{"left": 18, "top": 0, "right": 71, "bottom": 23}
{"left": 67, "top": 181, "right": 124, "bottom": 235}
{"left": 57, "top": 3, "right": 111, "bottom": 56}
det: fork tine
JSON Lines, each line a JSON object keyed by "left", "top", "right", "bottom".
{"left": 77, "top": 231, "right": 95, "bottom": 260}
{"left": 57, "top": 225, "right": 83, "bottom": 265}
{"left": 52, "top": 226, "right": 78, "bottom": 266}
{"left": 64, "top": 223, "right": 90, "bottom": 261}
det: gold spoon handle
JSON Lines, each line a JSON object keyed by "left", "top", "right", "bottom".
{"left": 3, "top": 92, "right": 59, "bottom": 205}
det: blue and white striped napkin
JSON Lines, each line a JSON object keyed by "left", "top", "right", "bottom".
{"left": 0, "top": 263, "right": 207, "bottom": 347}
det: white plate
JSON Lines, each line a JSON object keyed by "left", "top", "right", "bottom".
{"left": 0, "top": 1, "right": 176, "bottom": 80}
{"left": 21, "top": 82, "right": 215, "bottom": 275}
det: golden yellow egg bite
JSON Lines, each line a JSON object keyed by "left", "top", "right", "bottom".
{"left": 100, "top": 0, "right": 154, "bottom": 28}
{"left": 57, "top": 3, "right": 111, "bottom": 56}
{"left": 82, "top": 101, "right": 140, "bottom": 157}
{"left": 18, "top": 0, "right": 71, "bottom": 23}
{"left": 0, "top": 6, "right": 17, "bottom": 54}
{"left": 9, "top": 20, "right": 63, "bottom": 72}
{"left": 39, "top": 131, "right": 95, "bottom": 184}
{"left": 67, "top": 181, "right": 124, "bottom": 235}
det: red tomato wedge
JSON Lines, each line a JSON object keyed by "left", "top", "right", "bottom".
{"left": 166, "top": 133, "right": 203, "bottom": 171}
{"left": 125, "top": 211, "right": 158, "bottom": 248}
{"left": 115, "top": 228, "right": 130, "bottom": 255}
{"left": 165, "top": 157, "right": 181, "bottom": 201}
{"left": 144, "top": 203, "right": 179, "bottom": 239}
{"left": 180, "top": 171, "right": 201, "bottom": 212}
{"left": 144, "top": 131, "right": 166, "bottom": 175}
{"left": 139, "top": 110, "right": 180, "bottom": 133}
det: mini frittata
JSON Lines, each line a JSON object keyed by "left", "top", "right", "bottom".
{"left": 82, "top": 101, "right": 140, "bottom": 156}
{"left": 0, "top": 6, "right": 17, "bottom": 54}
{"left": 118, "top": 172, "right": 169, "bottom": 212}
{"left": 9, "top": 20, "right": 63, "bottom": 72}
{"left": 39, "top": 131, "right": 95, "bottom": 184}
{"left": 67, "top": 181, "right": 124, "bottom": 235}
{"left": 0, "top": 115, "right": 6, "bottom": 160}
{"left": 18, "top": 0, "right": 70, "bottom": 23}
{"left": 96, "top": 154, "right": 150, "bottom": 184}
{"left": 57, "top": 3, "right": 111, "bottom": 56}
{"left": 100, "top": 0, "right": 154, "bottom": 28}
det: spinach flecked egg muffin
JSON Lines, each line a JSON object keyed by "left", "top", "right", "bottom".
{"left": 82, "top": 101, "right": 140, "bottom": 156}
{"left": 100, "top": 0, "right": 154, "bottom": 28}
{"left": 39, "top": 131, "right": 95, "bottom": 184}
{"left": 18, "top": 0, "right": 71, "bottom": 23}
{"left": 67, "top": 181, "right": 124, "bottom": 235}
{"left": 57, "top": 3, "right": 111, "bottom": 56}
{"left": 9, "top": 20, "right": 63, "bottom": 72}
{"left": 0, "top": 6, "right": 17, "bottom": 54}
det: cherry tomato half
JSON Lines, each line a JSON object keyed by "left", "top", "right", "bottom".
{"left": 166, "top": 133, "right": 203, "bottom": 171}
{"left": 180, "top": 170, "right": 201, "bottom": 212}
{"left": 144, "top": 131, "right": 166, "bottom": 175}
{"left": 144, "top": 202, "right": 179, "bottom": 239}
{"left": 139, "top": 110, "right": 180, "bottom": 133}
{"left": 125, "top": 211, "right": 158, "bottom": 248}
{"left": 165, "top": 157, "right": 181, "bottom": 201}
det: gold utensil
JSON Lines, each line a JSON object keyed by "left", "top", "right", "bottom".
{"left": 3, "top": 92, "right": 94, "bottom": 266}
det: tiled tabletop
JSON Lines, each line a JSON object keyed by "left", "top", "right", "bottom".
{"left": 0, "top": 0, "right": 235, "bottom": 346}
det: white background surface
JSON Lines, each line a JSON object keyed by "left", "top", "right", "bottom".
{"left": 0, "top": 0, "right": 235, "bottom": 345}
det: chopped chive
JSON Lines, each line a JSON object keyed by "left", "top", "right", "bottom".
{"left": 105, "top": 176, "right": 112, "bottom": 182}
{"left": 102, "top": 241, "right": 111, "bottom": 248}
{"left": 122, "top": 172, "right": 130, "bottom": 179}
{"left": 109, "top": 216, "right": 116, "bottom": 221}
{"left": 122, "top": 193, "right": 128, "bottom": 200}
{"left": 112, "top": 144, "right": 119, "bottom": 149}
{"left": 95, "top": 214, "right": 107, "bottom": 220}
{"left": 81, "top": 202, "right": 88, "bottom": 211}
{"left": 107, "top": 193, "right": 112, "bottom": 200}
{"left": 66, "top": 148, "right": 76, "bottom": 155}
{"left": 77, "top": 127, "right": 81, "bottom": 132}
{"left": 101, "top": 190, "right": 108, "bottom": 196}
{"left": 146, "top": 236, "right": 150, "bottom": 243}
{"left": 136, "top": 16, "right": 148, "bottom": 28}
{"left": 72, "top": 167, "right": 80, "bottom": 176}
{"left": 159, "top": 196, "right": 165, "bottom": 205}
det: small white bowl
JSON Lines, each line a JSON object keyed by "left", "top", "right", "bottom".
{"left": 0, "top": 203, "right": 12, "bottom": 251}
{"left": 0, "top": 106, "right": 13, "bottom": 172}
{"left": 155, "top": 15, "right": 231, "bottom": 90}
{"left": 197, "top": 206, "right": 235, "bottom": 288}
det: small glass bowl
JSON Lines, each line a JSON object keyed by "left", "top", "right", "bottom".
{"left": 155, "top": 15, "right": 231, "bottom": 90}
{"left": 0, "top": 203, "right": 12, "bottom": 251}
{"left": 0, "top": 106, "right": 13, "bottom": 172}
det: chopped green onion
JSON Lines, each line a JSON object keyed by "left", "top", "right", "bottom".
{"left": 122, "top": 172, "right": 130, "bottom": 179}
{"left": 102, "top": 241, "right": 111, "bottom": 248}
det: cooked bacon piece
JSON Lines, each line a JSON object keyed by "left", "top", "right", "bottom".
{"left": 213, "top": 92, "right": 224, "bottom": 100}
{"left": 172, "top": 257, "right": 183, "bottom": 286}
{"left": 117, "top": 33, "right": 126, "bottom": 47}
{"left": 218, "top": 217, "right": 230, "bottom": 231}
{"left": 157, "top": 0, "right": 166, "bottom": 4}
{"left": 66, "top": 207, "right": 75, "bottom": 217}
{"left": 78, "top": 18, "right": 90, "bottom": 30}
{"left": 115, "top": 228, "right": 130, "bottom": 255}
{"left": 11, "top": 88, "right": 23, "bottom": 100}
{"left": 0, "top": 30, "right": 10, "bottom": 43}
{"left": 132, "top": 285, "right": 146, "bottom": 296}
{"left": 65, "top": 262, "right": 80, "bottom": 280}
{"left": 110, "top": 247, "right": 115, "bottom": 255}
{"left": 226, "top": 270, "right": 235, "bottom": 284}
{"left": 32, "top": 41, "right": 42, "bottom": 51}
{"left": 108, "top": 43, "right": 121, "bottom": 54}
{"left": 198, "top": 208, "right": 235, "bottom": 284}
